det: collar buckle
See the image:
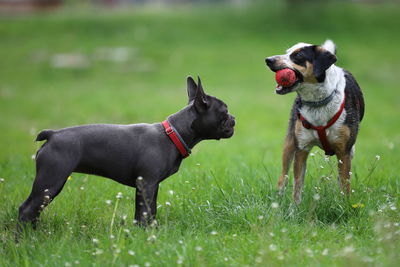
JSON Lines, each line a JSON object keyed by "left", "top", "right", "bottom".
{"left": 165, "top": 126, "right": 173, "bottom": 135}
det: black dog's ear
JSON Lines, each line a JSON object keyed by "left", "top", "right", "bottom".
{"left": 187, "top": 76, "right": 197, "bottom": 103}
{"left": 193, "top": 76, "right": 208, "bottom": 112}
{"left": 313, "top": 47, "right": 337, "bottom": 82}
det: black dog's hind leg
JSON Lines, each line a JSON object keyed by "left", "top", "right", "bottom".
{"left": 134, "top": 180, "right": 159, "bottom": 226}
{"left": 18, "top": 148, "right": 77, "bottom": 226}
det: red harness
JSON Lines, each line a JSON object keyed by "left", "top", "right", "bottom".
{"left": 297, "top": 95, "right": 346, "bottom": 156}
{"left": 162, "top": 120, "right": 191, "bottom": 158}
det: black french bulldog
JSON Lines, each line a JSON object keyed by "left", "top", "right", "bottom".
{"left": 18, "top": 76, "right": 235, "bottom": 226}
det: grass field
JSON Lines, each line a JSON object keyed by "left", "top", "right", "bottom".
{"left": 0, "top": 1, "right": 399, "bottom": 266}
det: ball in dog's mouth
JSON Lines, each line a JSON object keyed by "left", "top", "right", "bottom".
{"left": 276, "top": 68, "right": 296, "bottom": 86}
{"left": 275, "top": 68, "right": 299, "bottom": 94}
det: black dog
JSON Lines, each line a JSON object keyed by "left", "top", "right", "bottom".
{"left": 18, "top": 76, "right": 235, "bottom": 226}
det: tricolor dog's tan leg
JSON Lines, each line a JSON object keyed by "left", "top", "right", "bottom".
{"left": 293, "top": 149, "right": 309, "bottom": 204}
{"left": 277, "top": 135, "right": 296, "bottom": 193}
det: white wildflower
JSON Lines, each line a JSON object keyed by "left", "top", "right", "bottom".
{"left": 362, "top": 256, "right": 374, "bottom": 263}
{"left": 147, "top": 234, "right": 156, "bottom": 242}
{"left": 311, "top": 231, "right": 317, "bottom": 237}
{"left": 342, "top": 245, "right": 355, "bottom": 255}
{"left": 177, "top": 258, "right": 183, "bottom": 265}
{"left": 93, "top": 248, "right": 103, "bottom": 255}
{"left": 345, "top": 234, "right": 353, "bottom": 240}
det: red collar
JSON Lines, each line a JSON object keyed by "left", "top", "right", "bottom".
{"left": 162, "top": 120, "right": 191, "bottom": 158}
{"left": 297, "top": 94, "right": 346, "bottom": 156}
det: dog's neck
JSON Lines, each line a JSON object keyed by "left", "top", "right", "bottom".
{"left": 296, "top": 65, "right": 342, "bottom": 103}
{"left": 167, "top": 106, "right": 202, "bottom": 149}
{"left": 296, "top": 65, "right": 346, "bottom": 126}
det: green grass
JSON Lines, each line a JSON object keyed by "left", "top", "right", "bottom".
{"left": 1, "top": 2, "right": 399, "bottom": 266}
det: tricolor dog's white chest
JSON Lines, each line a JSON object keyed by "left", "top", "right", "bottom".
{"left": 296, "top": 110, "right": 347, "bottom": 151}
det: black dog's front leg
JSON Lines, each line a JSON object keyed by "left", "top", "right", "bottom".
{"left": 134, "top": 182, "right": 159, "bottom": 226}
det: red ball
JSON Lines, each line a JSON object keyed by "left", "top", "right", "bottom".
{"left": 275, "top": 69, "right": 296, "bottom": 87}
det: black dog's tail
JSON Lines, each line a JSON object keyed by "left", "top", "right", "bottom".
{"left": 36, "top": 129, "right": 55, "bottom": 141}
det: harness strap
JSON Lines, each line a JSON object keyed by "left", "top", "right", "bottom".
{"left": 162, "top": 120, "right": 191, "bottom": 158}
{"left": 297, "top": 95, "right": 346, "bottom": 156}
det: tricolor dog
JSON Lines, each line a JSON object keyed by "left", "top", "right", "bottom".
{"left": 265, "top": 40, "right": 364, "bottom": 203}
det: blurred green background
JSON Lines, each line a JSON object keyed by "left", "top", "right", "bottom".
{"left": 0, "top": 0, "right": 399, "bottom": 266}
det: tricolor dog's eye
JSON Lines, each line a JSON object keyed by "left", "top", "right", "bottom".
{"left": 291, "top": 52, "right": 305, "bottom": 64}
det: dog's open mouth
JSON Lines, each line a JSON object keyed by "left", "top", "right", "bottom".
{"left": 274, "top": 69, "right": 303, "bottom": 95}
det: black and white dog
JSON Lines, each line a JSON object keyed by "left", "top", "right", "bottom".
{"left": 266, "top": 40, "right": 364, "bottom": 203}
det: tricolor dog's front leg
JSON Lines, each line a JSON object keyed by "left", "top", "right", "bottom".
{"left": 293, "top": 149, "right": 309, "bottom": 204}
{"left": 277, "top": 135, "right": 296, "bottom": 193}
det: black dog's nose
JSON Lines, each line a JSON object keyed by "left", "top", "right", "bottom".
{"left": 230, "top": 117, "right": 236, "bottom": 127}
{"left": 265, "top": 57, "right": 275, "bottom": 66}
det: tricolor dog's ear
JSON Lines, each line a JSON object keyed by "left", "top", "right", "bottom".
{"left": 313, "top": 47, "right": 337, "bottom": 82}
{"left": 187, "top": 76, "right": 197, "bottom": 103}
{"left": 193, "top": 76, "right": 208, "bottom": 112}
{"left": 322, "top": 39, "right": 336, "bottom": 55}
